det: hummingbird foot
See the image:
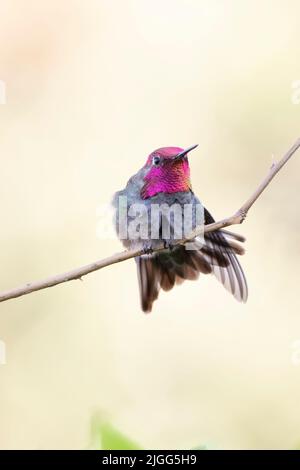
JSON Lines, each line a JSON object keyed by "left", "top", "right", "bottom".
{"left": 142, "top": 242, "right": 154, "bottom": 255}
{"left": 163, "top": 240, "right": 175, "bottom": 251}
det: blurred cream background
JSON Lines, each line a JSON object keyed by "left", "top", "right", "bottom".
{"left": 0, "top": 0, "right": 300, "bottom": 450}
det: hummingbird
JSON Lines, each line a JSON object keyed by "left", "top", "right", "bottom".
{"left": 112, "top": 145, "right": 248, "bottom": 313}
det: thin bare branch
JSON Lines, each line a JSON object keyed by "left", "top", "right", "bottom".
{"left": 0, "top": 138, "right": 299, "bottom": 303}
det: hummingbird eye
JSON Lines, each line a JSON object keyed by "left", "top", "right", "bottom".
{"left": 152, "top": 155, "right": 161, "bottom": 166}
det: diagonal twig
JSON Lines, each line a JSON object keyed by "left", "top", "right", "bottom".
{"left": 0, "top": 138, "right": 299, "bottom": 303}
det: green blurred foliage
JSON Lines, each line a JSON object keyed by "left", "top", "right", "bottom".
{"left": 89, "top": 414, "right": 208, "bottom": 450}
{"left": 90, "top": 415, "right": 142, "bottom": 450}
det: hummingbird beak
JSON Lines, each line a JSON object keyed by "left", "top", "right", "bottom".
{"left": 173, "top": 144, "right": 198, "bottom": 161}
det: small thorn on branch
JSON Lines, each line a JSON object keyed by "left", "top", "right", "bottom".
{"left": 271, "top": 161, "right": 277, "bottom": 169}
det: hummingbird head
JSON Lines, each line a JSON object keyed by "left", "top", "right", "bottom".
{"left": 140, "top": 144, "right": 198, "bottom": 199}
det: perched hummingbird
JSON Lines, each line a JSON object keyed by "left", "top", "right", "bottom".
{"left": 113, "top": 145, "right": 248, "bottom": 313}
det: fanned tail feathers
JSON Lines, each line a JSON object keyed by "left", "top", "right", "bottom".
{"left": 136, "top": 209, "right": 248, "bottom": 313}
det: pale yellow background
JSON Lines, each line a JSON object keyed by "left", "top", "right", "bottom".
{"left": 0, "top": 0, "right": 300, "bottom": 450}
